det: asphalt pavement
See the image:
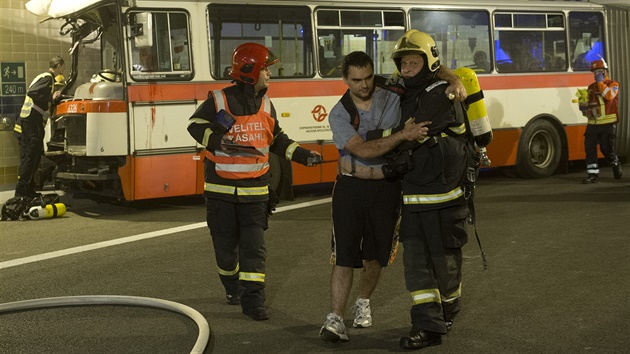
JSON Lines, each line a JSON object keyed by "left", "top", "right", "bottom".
{"left": 0, "top": 163, "right": 629, "bottom": 353}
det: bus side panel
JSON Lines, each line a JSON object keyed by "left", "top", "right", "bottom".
{"left": 565, "top": 125, "right": 592, "bottom": 161}
{"left": 118, "top": 156, "right": 134, "bottom": 201}
{"left": 132, "top": 153, "right": 200, "bottom": 200}
{"left": 485, "top": 128, "right": 520, "bottom": 167}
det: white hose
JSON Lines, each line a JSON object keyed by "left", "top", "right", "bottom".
{"left": 0, "top": 295, "right": 210, "bottom": 354}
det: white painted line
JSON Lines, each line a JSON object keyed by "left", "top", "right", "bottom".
{"left": 0, "top": 197, "right": 332, "bottom": 270}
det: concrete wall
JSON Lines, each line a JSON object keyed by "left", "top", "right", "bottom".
{"left": 0, "top": 0, "right": 70, "bottom": 189}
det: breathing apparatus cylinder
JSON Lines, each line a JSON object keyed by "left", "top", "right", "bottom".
{"left": 453, "top": 67, "right": 493, "bottom": 166}
{"left": 26, "top": 203, "right": 66, "bottom": 220}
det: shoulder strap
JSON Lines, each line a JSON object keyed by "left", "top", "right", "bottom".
{"left": 211, "top": 89, "right": 226, "bottom": 112}
{"left": 374, "top": 75, "right": 405, "bottom": 96}
{"left": 340, "top": 90, "right": 360, "bottom": 131}
{"left": 465, "top": 90, "right": 484, "bottom": 107}
{"left": 262, "top": 94, "right": 271, "bottom": 114}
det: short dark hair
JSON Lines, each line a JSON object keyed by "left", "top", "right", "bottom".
{"left": 341, "top": 51, "right": 374, "bottom": 78}
{"left": 50, "top": 56, "right": 64, "bottom": 69}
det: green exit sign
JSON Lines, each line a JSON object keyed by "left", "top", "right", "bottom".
{"left": 1, "top": 62, "right": 26, "bottom": 96}
{"left": 1, "top": 62, "right": 26, "bottom": 83}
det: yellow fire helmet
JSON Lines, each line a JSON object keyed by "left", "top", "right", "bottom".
{"left": 54, "top": 74, "right": 65, "bottom": 86}
{"left": 391, "top": 30, "right": 440, "bottom": 72}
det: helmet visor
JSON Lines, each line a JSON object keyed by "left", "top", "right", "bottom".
{"left": 264, "top": 49, "right": 279, "bottom": 67}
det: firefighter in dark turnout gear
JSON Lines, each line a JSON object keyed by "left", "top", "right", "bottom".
{"left": 14, "top": 56, "right": 65, "bottom": 197}
{"left": 187, "top": 43, "right": 320, "bottom": 321}
{"left": 389, "top": 30, "right": 470, "bottom": 350}
{"left": 578, "top": 58, "right": 622, "bottom": 184}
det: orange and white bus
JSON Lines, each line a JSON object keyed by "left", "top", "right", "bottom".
{"left": 26, "top": 0, "right": 629, "bottom": 201}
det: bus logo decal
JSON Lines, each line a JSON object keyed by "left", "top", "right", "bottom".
{"left": 312, "top": 105, "right": 328, "bottom": 122}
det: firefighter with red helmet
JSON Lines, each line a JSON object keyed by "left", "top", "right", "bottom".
{"left": 579, "top": 58, "right": 622, "bottom": 183}
{"left": 187, "top": 43, "right": 321, "bottom": 321}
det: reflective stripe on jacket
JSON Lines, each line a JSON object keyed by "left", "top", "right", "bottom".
{"left": 20, "top": 72, "right": 54, "bottom": 118}
{"left": 205, "top": 89, "right": 274, "bottom": 180}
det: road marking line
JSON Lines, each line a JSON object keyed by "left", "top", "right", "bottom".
{"left": 0, "top": 197, "right": 332, "bottom": 270}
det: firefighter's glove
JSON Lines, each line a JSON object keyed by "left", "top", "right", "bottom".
{"left": 267, "top": 188, "right": 280, "bottom": 216}
{"left": 207, "top": 133, "right": 224, "bottom": 151}
{"left": 306, "top": 153, "right": 323, "bottom": 166}
{"left": 595, "top": 72, "right": 604, "bottom": 83}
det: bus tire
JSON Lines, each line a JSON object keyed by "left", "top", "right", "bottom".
{"left": 515, "top": 119, "right": 562, "bottom": 178}
{"left": 269, "top": 152, "right": 282, "bottom": 192}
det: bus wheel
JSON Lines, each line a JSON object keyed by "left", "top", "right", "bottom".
{"left": 269, "top": 152, "right": 282, "bottom": 192}
{"left": 515, "top": 119, "right": 561, "bottom": 178}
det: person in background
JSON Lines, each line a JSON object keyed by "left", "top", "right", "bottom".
{"left": 319, "top": 51, "right": 466, "bottom": 343}
{"left": 473, "top": 51, "right": 491, "bottom": 72}
{"left": 579, "top": 58, "right": 622, "bottom": 184}
{"left": 13, "top": 56, "right": 65, "bottom": 197}
{"left": 187, "top": 42, "right": 321, "bottom": 321}
{"left": 132, "top": 47, "right": 157, "bottom": 71}
{"left": 388, "top": 30, "right": 471, "bottom": 350}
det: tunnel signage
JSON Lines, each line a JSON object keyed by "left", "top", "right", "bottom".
{"left": 1, "top": 62, "right": 26, "bottom": 96}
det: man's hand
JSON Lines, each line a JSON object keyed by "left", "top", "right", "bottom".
{"left": 437, "top": 65, "right": 468, "bottom": 102}
{"left": 445, "top": 81, "right": 467, "bottom": 102}
{"left": 401, "top": 119, "right": 431, "bottom": 141}
{"left": 52, "top": 91, "right": 62, "bottom": 101}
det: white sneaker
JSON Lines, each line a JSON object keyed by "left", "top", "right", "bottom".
{"left": 352, "top": 298, "right": 372, "bottom": 328}
{"left": 319, "top": 313, "right": 349, "bottom": 342}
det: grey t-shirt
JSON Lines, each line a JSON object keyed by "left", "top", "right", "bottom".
{"left": 329, "top": 87, "right": 401, "bottom": 168}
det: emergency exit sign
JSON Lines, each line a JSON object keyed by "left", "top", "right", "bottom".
{"left": 1, "top": 62, "right": 26, "bottom": 96}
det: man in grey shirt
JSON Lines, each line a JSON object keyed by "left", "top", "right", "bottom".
{"left": 320, "top": 51, "right": 466, "bottom": 343}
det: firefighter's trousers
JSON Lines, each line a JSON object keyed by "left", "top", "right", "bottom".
{"left": 399, "top": 203, "right": 468, "bottom": 334}
{"left": 16, "top": 114, "right": 44, "bottom": 196}
{"left": 584, "top": 124, "right": 619, "bottom": 176}
{"left": 205, "top": 198, "right": 268, "bottom": 310}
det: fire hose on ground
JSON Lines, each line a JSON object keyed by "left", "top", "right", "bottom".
{"left": 0, "top": 295, "right": 210, "bottom": 354}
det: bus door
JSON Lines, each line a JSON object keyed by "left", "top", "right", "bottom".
{"left": 126, "top": 10, "right": 200, "bottom": 200}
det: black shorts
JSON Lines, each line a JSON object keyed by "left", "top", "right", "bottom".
{"left": 331, "top": 175, "right": 401, "bottom": 268}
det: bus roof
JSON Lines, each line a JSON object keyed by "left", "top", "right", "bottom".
{"left": 26, "top": 0, "right": 619, "bottom": 20}
{"left": 25, "top": 0, "right": 109, "bottom": 18}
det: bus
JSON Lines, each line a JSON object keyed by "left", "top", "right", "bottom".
{"left": 25, "top": 0, "right": 629, "bottom": 201}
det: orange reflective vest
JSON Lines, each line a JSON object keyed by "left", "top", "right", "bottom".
{"left": 585, "top": 79, "right": 619, "bottom": 125}
{"left": 205, "top": 89, "right": 274, "bottom": 180}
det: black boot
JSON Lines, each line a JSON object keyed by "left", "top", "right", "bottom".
{"left": 242, "top": 306, "right": 270, "bottom": 321}
{"left": 613, "top": 163, "right": 623, "bottom": 179}
{"left": 226, "top": 293, "right": 240, "bottom": 305}
{"left": 582, "top": 175, "right": 598, "bottom": 184}
{"left": 400, "top": 329, "right": 442, "bottom": 349}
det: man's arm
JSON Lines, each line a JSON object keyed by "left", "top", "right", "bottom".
{"left": 344, "top": 119, "right": 429, "bottom": 159}
{"left": 437, "top": 65, "right": 467, "bottom": 101}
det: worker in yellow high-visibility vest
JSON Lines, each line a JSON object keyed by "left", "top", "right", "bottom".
{"left": 13, "top": 56, "right": 65, "bottom": 198}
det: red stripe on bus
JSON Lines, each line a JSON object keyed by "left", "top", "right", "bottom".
{"left": 127, "top": 73, "right": 592, "bottom": 102}
{"left": 478, "top": 73, "right": 592, "bottom": 90}
{"left": 56, "top": 101, "right": 127, "bottom": 114}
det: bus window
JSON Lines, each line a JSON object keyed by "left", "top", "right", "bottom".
{"left": 129, "top": 11, "right": 192, "bottom": 80}
{"left": 208, "top": 4, "right": 313, "bottom": 79}
{"left": 410, "top": 10, "right": 491, "bottom": 73}
{"left": 493, "top": 12, "right": 567, "bottom": 73}
{"left": 316, "top": 9, "right": 406, "bottom": 77}
{"left": 568, "top": 11, "right": 605, "bottom": 71}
